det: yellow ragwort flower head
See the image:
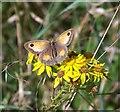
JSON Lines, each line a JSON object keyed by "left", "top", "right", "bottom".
{"left": 26, "top": 52, "right": 52, "bottom": 77}
{"left": 53, "top": 70, "right": 64, "bottom": 88}
{"left": 56, "top": 51, "right": 89, "bottom": 86}
{"left": 88, "top": 59, "right": 109, "bottom": 82}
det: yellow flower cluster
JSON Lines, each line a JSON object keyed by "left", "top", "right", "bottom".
{"left": 26, "top": 51, "right": 109, "bottom": 88}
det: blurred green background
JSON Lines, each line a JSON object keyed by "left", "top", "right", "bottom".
{"left": 1, "top": 2, "right": 119, "bottom": 111}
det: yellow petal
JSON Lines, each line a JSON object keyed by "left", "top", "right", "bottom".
{"left": 66, "top": 66, "right": 73, "bottom": 77}
{"left": 89, "top": 72, "right": 94, "bottom": 76}
{"left": 67, "top": 59, "right": 75, "bottom": 66}
{"left": 26, "top": 59, "right": 31, "bottom": 64}
{"left": 32, "top": 62, "right": 42, "bottom": 71}
{"left": 76, "top": 55, "right": 84, "bottom": 61}
{"left": 46, "top": 66, "right": 52, "bottom": 77}
{"left": 37, "top": 65, "right": 45, "bottom": 75}
{"left": 52, "top": 65, "right": 59, "bottom": 69}
{"left": 100, "top": 63, "right": 105, "bottom": 66}
{"left": 33, "top": 61, "right": 42, "bottom": 66}
{"left": 76, "top": 55, "right": 86, "bottom": 64}
{"left": 81, "top": 73, "right": 86, "bottom": 85}
{"left": 97, "top": 77, "right": 100, "bottom": 82}
{"left": 63, "top": 74, "right": 70, "bottom": 82}
{"left": 57, "top": 65, "right": 65, "bottom": 70}
{"left": 69, "top": 71, "right": 79, "bottom": 78}
{"left": 26, "top": 52, "right": 35, "bottom": 64}
{"left": 53, "top": 72, "right": 57, "bottom": 76}
{"left": 54, "top": 77, "right": 62, "bottom": 88}
{"left": 64, "top": 66, "right": 70, "bottom": 74}
{"left": 73, "top": 76, "right": 79, "bottom": 81}
{"left": 73, "top": 65, "right": 79, "bottom": 73}
{"left": 86, "top": 73, "right": 90, "bottom": 80}
{"left": 94, "top": 76, "right": 97, "bottom": 82}
{"left": 74, "top": 63, "right": 81, "bottom": 68}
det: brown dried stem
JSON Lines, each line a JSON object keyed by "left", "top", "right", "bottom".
{"left": 15, "top": 4, "right": 24, "bottom": 106}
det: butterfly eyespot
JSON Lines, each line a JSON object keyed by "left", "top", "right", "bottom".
{"left": 67, "top": 32, "right": 71, "bottom": 36}
{"left": 30, "top": 43, "right": 34, "bottom": 47}
{"left": 37, "top": 54, "right": 39, "bottom": 56}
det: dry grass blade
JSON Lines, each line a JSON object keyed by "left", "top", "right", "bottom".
{"left": 91, "top": 3, "right": 120, "bottom": 61}
{"left": 64, "top": 91, "right": 77, "bottom": 110}
{"left": 97, "top": 33, "right": 120, "bottom": 61}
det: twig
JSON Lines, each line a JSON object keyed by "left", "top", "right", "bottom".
{"left": 1, "top": 61, "right": 28, "bottom": 83}
{"left": 30, "top": 12, "right": 44, "bottom": 24}
{"left": 77, "top": 91, "right": 98, "bottom": 111}
{"left": 65, "top": 90, "right": 77, "bottom": 110}
{"left": 35, "top": 78, "right": 42, "bottom": 112}
{"left": 1, "top": 61, "right": 19, "bottom": 72}
{"left": 97, "top": 33, "right": 120, "bottom": 61}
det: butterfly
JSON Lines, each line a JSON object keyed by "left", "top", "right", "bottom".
{"left": 24, "top": 29, "right": 74, "bottom": 65}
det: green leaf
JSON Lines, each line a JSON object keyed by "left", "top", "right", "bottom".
{"left": 59, "top": 1, "right": 85, "bottom": 15}
{"left": 34, "top": 23, "right": 52, "bottom": 39}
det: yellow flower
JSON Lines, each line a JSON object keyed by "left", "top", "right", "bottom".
{"left": 79, "top": 66, "right": 90, "bottom": 85}
{"left": 55, "top": 51, "right": 109, "bottom": 87}
{"left": 68, "top": 65, "right": 91, "bottom": 85}
{"left": 57, "top": 52, "right": 88, "bottom": 85}
{"left": 88, "top": 59, "right": 109, "bottom": 82}
{"left": 53, "top": 70, "right": 72, "bottom": 88}
{"left": 26, "top": 52, "right": 52, "bottom": 77}
{"left": 25, "top": 51, "right": 109, "bottom": 88}
{"left": 53, "top": 71, "right": 63, "bottom": 88}
{"left": 32, "top": 61, "right": 52, "bottom": 77}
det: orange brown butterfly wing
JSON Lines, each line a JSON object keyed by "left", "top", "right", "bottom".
{"left": 24, "top": 40, "right": 50, "bottom": 54}
{"left": 55, "top": 43, "right": 67, "bottom": 63}
{"left": 39, "top": 46, "right": 56, "bottom": 65}
{"left": 56, "top": 29, "right": 74, "bottom": 46}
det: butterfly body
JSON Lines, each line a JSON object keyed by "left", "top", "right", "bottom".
{"left": 24, "top": 29, "right": 74, "bottom": 65}
{"left": 50, "top": 41, "right": 57, "bottom": 58}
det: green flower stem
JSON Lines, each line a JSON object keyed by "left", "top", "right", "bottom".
{"left": 45, "top": 85, "right": 72, "bottom": 110}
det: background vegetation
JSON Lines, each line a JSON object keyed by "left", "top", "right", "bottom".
{"left": 1, "top": 2, "right": 120, "bottom": 111}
